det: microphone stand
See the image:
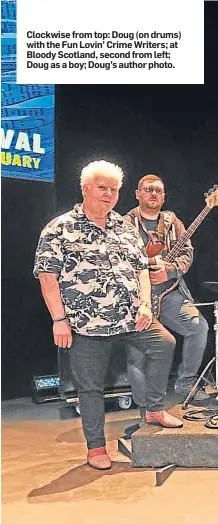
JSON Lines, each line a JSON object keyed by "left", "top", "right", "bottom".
{"left": 182, "top": 301, "right": 218, "bottom": 409}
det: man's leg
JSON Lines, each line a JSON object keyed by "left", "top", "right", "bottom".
{"left": 69, "top": 334, "right": 112, "bottom": 450}
{"left": 159, "top": 290, "right": 209, "bottom": 392}
{"left": 125, "top": 325, "right": 183, "bottom": 427}
{"left": 125, "top": 320, "right": 176, "bottom": 412}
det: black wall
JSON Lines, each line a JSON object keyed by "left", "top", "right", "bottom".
{"left": 2, "top": 2, "right": 218, "bottom": 399}
{"left": 2, "top": 179, "right": 57, "bottom": 398}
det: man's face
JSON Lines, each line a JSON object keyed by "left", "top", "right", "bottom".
{"left": 83, "top": 175, "right": 120, "bottom": 216}
{"left": 136, "top": 180, "right": 165, "bottom": 212}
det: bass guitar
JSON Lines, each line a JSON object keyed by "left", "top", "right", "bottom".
{"left": 150, "top": 185, "right": 218, "bottom": 317}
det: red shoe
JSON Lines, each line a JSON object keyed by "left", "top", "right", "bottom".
{"left": 87, "top": 447, "right": 112, "bottom": 470}
{"left": 146, "top": 410, "right": 183, "bottom": 428}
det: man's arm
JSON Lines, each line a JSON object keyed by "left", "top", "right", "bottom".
{"left": 135, "top": 269, "right": 153, "bottom": 331}
{"left": 39, "top": 273, "right": 72, "bottom": 348}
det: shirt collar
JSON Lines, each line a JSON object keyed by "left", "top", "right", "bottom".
{"left": 71, "top": 203, "right": 123, "bottom": 230}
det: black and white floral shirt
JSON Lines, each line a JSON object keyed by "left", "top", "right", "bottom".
{"left": 34, "top": 204, "right": 148, "bottom": 336}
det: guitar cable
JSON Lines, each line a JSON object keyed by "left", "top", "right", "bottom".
{"left": 183, "top": 408, "right": 218, "bottom": 428}
{"left": 205, "top": 415, "right": 218, "bottom": 429}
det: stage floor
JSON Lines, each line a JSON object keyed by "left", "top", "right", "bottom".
{"left": 2, "top": 396, "right": 218, "bottom": 524}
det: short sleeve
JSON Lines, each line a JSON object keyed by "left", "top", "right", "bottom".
{"left": 33, "top": 221, "right": 64, "bottom": 278}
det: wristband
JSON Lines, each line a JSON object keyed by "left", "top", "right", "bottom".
{"left": 53, "top": 316, "right": 67, "bottom": 323}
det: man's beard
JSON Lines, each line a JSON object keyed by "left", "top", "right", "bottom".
{"left": 141, "top": 199, "right": 161, "bottom": 211}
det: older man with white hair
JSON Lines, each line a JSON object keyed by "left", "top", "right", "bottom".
{"left": 34, "top": 160, "right": 182, "bottom": 471}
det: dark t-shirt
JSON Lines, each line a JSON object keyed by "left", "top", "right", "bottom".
{"left": 141, "top": 217, "right": 158, "bottom": 231}
{"left": 139, "top": 217, "right": 158, "bottom": 245}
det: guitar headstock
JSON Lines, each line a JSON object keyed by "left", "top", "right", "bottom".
{"left": 204, "top": 185, "right": 218, "bottom": 208}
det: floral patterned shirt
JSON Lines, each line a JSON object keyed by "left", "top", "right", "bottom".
{"left": 33, "top": 204, "right": 149, "bottom": 336}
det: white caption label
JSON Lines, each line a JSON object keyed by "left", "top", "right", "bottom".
{"left": 17, "top": 0, "right": 204, "bottom": 85}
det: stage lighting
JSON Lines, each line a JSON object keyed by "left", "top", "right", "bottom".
{"left": 32, "top": 374, "right": 61, "bottom": 403}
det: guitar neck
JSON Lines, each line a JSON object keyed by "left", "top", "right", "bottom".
{"left": 166, "top": 205, "right": 211, "bottom": 263}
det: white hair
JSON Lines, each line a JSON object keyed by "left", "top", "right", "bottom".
{"left": 80, "top": 160, "right": 124, "bottom": 189}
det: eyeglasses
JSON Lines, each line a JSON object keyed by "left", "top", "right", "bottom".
{"left": 140, "top": 186, "right": 164, "bottom": 195}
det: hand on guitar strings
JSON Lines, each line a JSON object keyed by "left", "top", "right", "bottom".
{"left": 135, "top": 304, "right": 153, "bottom": 331}
{"left": 149, "top": 256, "right": 174, "bottom": 284}
{"left": 150, "top": 255, "right": 171, "bottom": 268}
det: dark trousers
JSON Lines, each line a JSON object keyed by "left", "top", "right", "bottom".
{"left": 127, "top": 291, "right": 209, "bottom": 423}
{"left": 69, "top": 323, "right": 175, "bottom": 449}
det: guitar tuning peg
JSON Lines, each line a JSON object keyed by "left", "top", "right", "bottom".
{"left": 204, "top": 192, "right": 208, "bottom": 198}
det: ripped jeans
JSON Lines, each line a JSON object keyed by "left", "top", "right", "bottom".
{"left": 159, "top": 288, "right": 209, "bottom": 389}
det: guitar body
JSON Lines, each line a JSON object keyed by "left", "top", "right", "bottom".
{"left": 146, "top": 236, "right": 177, "bottom": 316}
{"left": 146, "top": 235, "right": 164, "bottom": 258}
{"left": 151, "top": 278, "right": 180, "bottom": 318}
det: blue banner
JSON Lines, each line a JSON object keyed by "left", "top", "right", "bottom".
{"left": 1, "top": 0, "right": 55, "bottom": 182}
